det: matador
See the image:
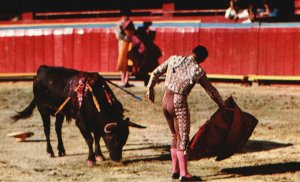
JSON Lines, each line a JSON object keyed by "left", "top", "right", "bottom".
{"left": 146, "top": 45, "right": 225, "bottom": 182}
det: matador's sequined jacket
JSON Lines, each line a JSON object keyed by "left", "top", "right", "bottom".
{"left": 147, "top": 55, "right": 223, "bottom": 107}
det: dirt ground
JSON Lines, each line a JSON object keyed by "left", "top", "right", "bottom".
{"left": 0, "top": 81, "right": 299, "bottom": 182}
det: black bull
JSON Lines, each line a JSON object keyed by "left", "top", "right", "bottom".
{"left": 12, "top": 65, "right": 145, "bottom": 165}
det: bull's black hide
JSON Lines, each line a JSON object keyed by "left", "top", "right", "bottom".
{"left": 12, "top": 65, "right": 145, "bottom": 165}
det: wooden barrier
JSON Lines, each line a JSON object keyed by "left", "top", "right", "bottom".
{"left": 0, "top": 22, "right": 300, "bottom": 83}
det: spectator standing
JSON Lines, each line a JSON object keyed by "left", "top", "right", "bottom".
{"left": 114, "top": 15, "right": 133, "bottom": 87}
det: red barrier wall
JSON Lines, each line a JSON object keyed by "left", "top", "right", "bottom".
{"left": 0, "top": 25, "right": 300, "bottom": 76}
{"left": 0, "top": 28, "right": 118, "bottom": 73}
{"left": 257, "top": 28, "right": 300, "bottom": 76}
{"left": 202, "top": 28, "right": 260, "bottom": 75}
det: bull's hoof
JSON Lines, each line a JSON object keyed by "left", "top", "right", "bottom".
{"left": 58, "top": 151, "right": 66, "bottom": 157}
{"left": 48, "top": 153, "right": 55, "bottom": 158}
{"left": 96, "top": 156, "right": 105, "bottom": 162}
{"left": 86, "top": 160, "right": 96, "bottom": 167}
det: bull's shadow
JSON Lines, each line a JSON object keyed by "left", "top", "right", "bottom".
{"left": 123, "top": 153, "right": 171, "bottom": 165}
{"left": 122, "top": 143, "right": 170, "bottom": 152}
{"left": 122, "top": 144, "right": 171, "bottom": 165}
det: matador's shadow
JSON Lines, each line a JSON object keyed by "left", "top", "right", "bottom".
{"left": 204, "top": 161, "right": 300, "bottom": 181}
{"left": 238, "top": 139, "right": 292, "bottom": 154}
{"left": 219, "top": 162, "right": 300, "bottom": 177}
{"left": 211, "top": 140, "right": 298, "bottom": 179}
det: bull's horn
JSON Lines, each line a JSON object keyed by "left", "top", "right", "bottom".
{"left": 104, "top": 122, "right": 117, "bottom": 134}
{"left": 125, "top": 118, "right": 146, "bottom": 128}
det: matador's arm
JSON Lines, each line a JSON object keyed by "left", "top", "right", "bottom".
{"left": 147, "top": 60, "right": 169, "bottom": 90}
{"left": 146, "top": 60, "right": 169, "bottom": 102}
{"left": 198, "top": 74, "right": 224, "bottom": 108}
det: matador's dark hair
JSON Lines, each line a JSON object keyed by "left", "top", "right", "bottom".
{"left": 192, "top": 45, "right": 208, "bottom": 61}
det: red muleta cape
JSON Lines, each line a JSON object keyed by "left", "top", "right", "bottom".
{"left": 188, "top": 96, "right": 258, "bottom": 161}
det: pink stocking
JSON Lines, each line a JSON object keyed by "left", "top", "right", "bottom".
{"left": 124, "top": 71, "right": 129, "bottom": 85}
{"left": 170, "top": 148, "right": 179, "bottom": 173}
{"left": 177, "top": 150, "right": 192, "bottom": 177}
{"left": 121, "top": 71, "right": 125, "bottom": 85}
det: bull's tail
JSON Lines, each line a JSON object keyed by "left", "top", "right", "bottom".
{"left": 11, "top": 98, "right": 36, "bottom": 122}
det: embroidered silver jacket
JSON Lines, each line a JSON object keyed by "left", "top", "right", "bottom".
{"left": 147, "top": 55, "right": 223, "bottom": 107}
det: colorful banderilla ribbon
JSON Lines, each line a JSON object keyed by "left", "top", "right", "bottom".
{"left": 54, "top": 84, "right": 81, "bottom": 116}
{"left": 54, "top": 97, "right": 71, "bottom": 116}
{"left": 54, "top": 82, "right": 101, "bottom": 116}
{"left": 86, "top": 83, "right": 101, "bottom": 112}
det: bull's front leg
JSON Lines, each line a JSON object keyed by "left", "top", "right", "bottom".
{"left": 76, "top": 121, "right": 96, "bottom": 166}
{"left": 93, "top": 132, "right": 105, "bottom": 161}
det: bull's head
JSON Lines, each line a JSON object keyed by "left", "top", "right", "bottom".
{"left": 102, "top": 117, "right": 146, "bottom": 161}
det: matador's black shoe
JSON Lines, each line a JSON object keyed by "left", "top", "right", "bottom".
{"left": 172, "top": 173, "right": 180, "bottom": 179}
{"left": 179, "top": 175, "right": 202, "bottom": 181}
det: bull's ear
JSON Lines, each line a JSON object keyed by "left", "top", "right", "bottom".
{"left": 125, "top": 118, "right": 146, "bottom": 128}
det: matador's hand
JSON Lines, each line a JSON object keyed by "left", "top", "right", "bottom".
{"left": 146, "top": 88, "right": 155, "bottom": 103}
